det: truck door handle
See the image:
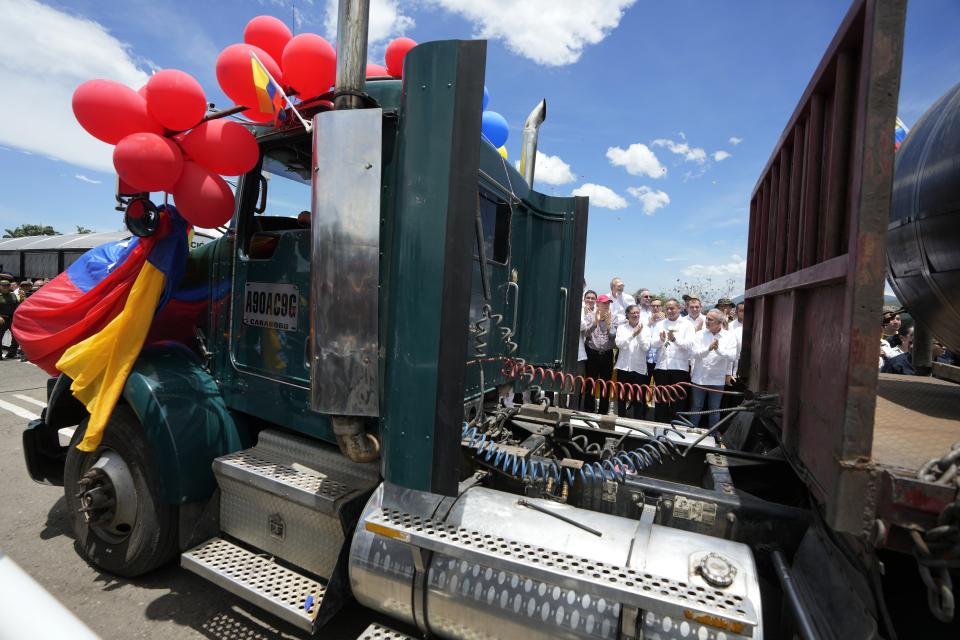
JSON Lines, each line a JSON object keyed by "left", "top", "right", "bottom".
{"left": 505, "top": 281, "right": 519, "bottom": 334}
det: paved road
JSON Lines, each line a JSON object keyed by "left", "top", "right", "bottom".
{"left": 0, "top": 359, "right": 401, "bottom": 639}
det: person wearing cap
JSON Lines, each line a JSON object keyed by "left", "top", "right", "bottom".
{"left": 881, "top": 311, "right": 902, "bottom": 350}
{"left": 608, "top": 277, "right": 635, "bottom": 329}
{"left": 17, "top": 280, "right": 32, "bottom": 302}
{"left": 689, "top": 310, "right": 737, "bottom": 427}
{"left": 0, "top": 279, "right": 20, "bottom": 359}
{"left": 584, "top": 293, "right": 616, "bottom": 414}
{"left": 653, "top": 298, "right": 695, "bottom": 422}
{"left": 716, "top": 297, "right": 735, "bottom": 324}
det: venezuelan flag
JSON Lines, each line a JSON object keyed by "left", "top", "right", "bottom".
{"left": 251, "top": 54, "right": 287, "bottom": 121}
{"left": 13, "top": 207, "right": 188, "bottom": 451}
{"left": 895, "top": 116, "right": 909, "bottom": 150}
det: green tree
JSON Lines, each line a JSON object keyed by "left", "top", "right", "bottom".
{"left": 75, "top": 225, "right": 94, "bottom": 234}
{"left": 2, "top": 224, "right": 60, "bottom": 238}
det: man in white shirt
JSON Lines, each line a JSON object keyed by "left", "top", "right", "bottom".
{"left": 608, "top": 277, "right": 635, "bottom": 328}
{"left": 585, "top": 294, "right": 616, "bottom": 414}
{"left": 635, "top": 289, "right": 653, "bottom": 325}
{"left": 615, "top": 304, "right": 653, "bottom": 419}
{"left": 683, "top": 296, "right": 705, "bottom": 332}
{"left": 730, "top": 302, "right": 744, "bottom": 330}
{"left": 574, "top": 290, "right": 598, "bottom": 409}
{"left": 653, "top": 298, "right": 695, "bottom": 423}
{"left": 690, "top": 310, "right": 737, "bottom": 427}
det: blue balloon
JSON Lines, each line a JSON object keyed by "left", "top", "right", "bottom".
{"left": 482, "top": 86, "right": 490, "bottom": 110}
{"left": 481, "top": 110, "right": 509, "bottom": 148}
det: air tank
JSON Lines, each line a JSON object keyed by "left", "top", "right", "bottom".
{"left": 887, "top": 81, "right": 960, "bottom": 352}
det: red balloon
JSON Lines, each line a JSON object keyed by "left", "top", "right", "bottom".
{"left": 244, "top": 15, "right": 292, "bottom": 65}
{"left": 72, "top": 80, "right": 163, "bottom": 144}
{"left": 366, "top": 63, "right": 389, "bottom": 78}
{"left": 282, "top": 33, "right": 336, "bottom": 98}
{"left": 173, "top": 161, "right": 236, "bottom": 228}
{"left": 137, "top": 85, "right": 148, "bottom": 99}
{"left": 385, "top": 37, "right": 417, "bottom": 77}
{"left": 113, "top": 133, "right": 184, "bottom": 192}
{"left": 179, "top": 119, "right": 259, "bottom": 176}
{"left": 145, "top": 69, "right": 207, "bottom": 131}
{"left": 216, "top": 43, "right": 283, "bottom": 117}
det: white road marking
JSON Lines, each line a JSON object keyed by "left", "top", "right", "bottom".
{"left": 0, "top": 398, "right": 39, "bottom": 421}
{"left": 14, "top": 394, "right": 46, "bottom": 408}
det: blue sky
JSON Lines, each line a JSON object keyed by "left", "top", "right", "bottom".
{"left": 0, "top": 0, "right": 957, "bottom": 297}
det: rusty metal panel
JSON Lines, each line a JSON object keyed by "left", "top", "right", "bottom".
{"left": 743, "top": 0, "right": 907, "bottom": 534}
{"left": 785, "top": 126, "right": 805, "bottom": 274}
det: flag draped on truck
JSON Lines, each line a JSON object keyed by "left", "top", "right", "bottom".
{"left": 13, "top": 206, "right": 188, "bottom": 451}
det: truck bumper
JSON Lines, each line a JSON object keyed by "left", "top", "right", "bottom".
{"left": 22, "top": 416, "right": 67, "bottom": 486}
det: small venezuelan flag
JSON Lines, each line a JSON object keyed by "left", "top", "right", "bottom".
{"left": 894, "top": 116, "right": 909, "bottom": 151}
{"left": 251, "top": 52, "right": 288, "bottom": 123}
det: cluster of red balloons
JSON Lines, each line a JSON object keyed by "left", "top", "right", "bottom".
{"left": 72, "top": 70, "right": 258, "bottom": 228}
{"left": 71, "top": 15, "right": 420, "bottom": 229}
{"left": 216, "top": 15, "right": 417, "bottom": 118}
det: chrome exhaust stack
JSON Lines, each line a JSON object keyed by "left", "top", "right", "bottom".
{"left": 334, "top": 0, "right": 370, "bottom": 110}
{"left": 518, "top": 99, "right": 547, "bottom": 186}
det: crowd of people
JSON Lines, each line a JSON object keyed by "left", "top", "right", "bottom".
{"left": 575, "top": 277, "right": 744, "bottom": 427}
{"left": 0, "top": 273, "right": 47, "bottom": 360}
{"left": 879, "top": 310, "right": 957, "bottom": 374}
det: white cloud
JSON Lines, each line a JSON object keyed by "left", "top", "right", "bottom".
{"left": 571, "top": 183, "right": 628, "bottom": 210}
{"left": 74, "top": 174, "right": 102, "bottom": 184}
{"left": 663, "top": 257, "right": 686, "bottom": 262}
{"left": 713, "top": 150, "right": 731, "bottom": 161}
{"left": 325, "top": 0, "right": 414, "bottom": 45}
{"left": 430, "top": 0, "right": 636, "bottom": 66}
{"left": 626, "top": 186, "right": 670, "bottom": 215}
{"left": 532, "top": 151, "right": 575, "bottom": 185}
{"left": 652, "top": 138, "right": 707, "bottom": 164}
{"left": 682, "top": 254, "right": 747, "bottom": 277}
{"left": 606, "top": 143, "right": 666, "bottom": 178}
{"left": 729, "top": 136, "right": 743, "bottom": 145}
{"left": 0, "top": 0, "right": 150, "bottom": 174}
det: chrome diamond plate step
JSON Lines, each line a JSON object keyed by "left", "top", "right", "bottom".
{"left": 182, "top": 537, "right": 325, "bottom": 634}
{"left": 356, "top": 622, "right": 416, "bottom": 639}
{"left": 364, "top": 508, "right": 757, "bottom": 637}
{"left": 215, "top": 449, "right": 354, "bottom": 513}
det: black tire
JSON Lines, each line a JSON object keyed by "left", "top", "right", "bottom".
{"left": 64, "top": 405, "right": 179, "bottom": 577}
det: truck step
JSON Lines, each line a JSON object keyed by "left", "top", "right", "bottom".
{"left": 214, "top": 430, "right": 381, "bottom": 579}
{"left": 215, "top": 448, "right": 355, "bottom": 513}
{"left": 356, "top": 623, "right": 416, "bottom": 639}
{"left": 181, "top": 537, "right": 325, "bottom": 634}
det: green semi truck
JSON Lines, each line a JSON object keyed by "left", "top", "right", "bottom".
{"left": 21, "top": 0, "right": 960, "bottom": 638}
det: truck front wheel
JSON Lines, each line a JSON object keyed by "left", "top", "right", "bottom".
{"left": 64, "top": 406, "right": 179, "bottom": 577}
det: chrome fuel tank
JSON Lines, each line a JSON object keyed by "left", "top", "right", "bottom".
{"left": 349, "top": 484, "right": 763, "bottom": 640}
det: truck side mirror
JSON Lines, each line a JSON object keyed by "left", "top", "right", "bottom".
{"left": 124, "top": 197, "right": 159, "bottom": 238}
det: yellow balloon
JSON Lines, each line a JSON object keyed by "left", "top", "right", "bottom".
{"left": 498, "top": 145, "right": 508, "bottom": 159}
